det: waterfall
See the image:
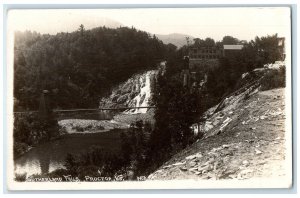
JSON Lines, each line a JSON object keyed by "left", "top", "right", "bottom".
{"left": 134, "top": 71, "right": 152, "bottom": 113}
{"left": 100, "top": 69, "right": 159, "bottom": 114}
{"left": 125, "top": 70, "right": 154, "bottom": 114}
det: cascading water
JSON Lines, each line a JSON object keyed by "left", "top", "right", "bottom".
{"left": 99, "top": 68, "right": 161, "bottom": 115}
{"left": 134, "top": 71, "right": 151, "bottom": 113}
{"left": 126, "top": 70, "right": 154, "bottom": 114}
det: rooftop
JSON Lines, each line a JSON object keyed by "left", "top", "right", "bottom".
{"left": 223, "top": 45, "right": 243, "bottom": 50}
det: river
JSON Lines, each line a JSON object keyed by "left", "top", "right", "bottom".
{"left": 14, "top": 129, "right": 124, "bottom": 177}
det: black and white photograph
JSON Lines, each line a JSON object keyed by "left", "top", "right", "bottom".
{"left": 5, "top": 7, "right": 292, "bottom": 190}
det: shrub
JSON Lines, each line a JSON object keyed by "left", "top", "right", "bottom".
{"left": 47, "top": 168, "right": 70, "bottom": 178}
{"left": 13, "top": 142, "right": 29, "bottom": 158}
{"left": 71, "top": 124, "right": 104, "bottom": 132}
{"left": 14, "top": 173, "right": 27, "bottom": 182}
{"left": 260, "top": 67, "right": 286, "bottom": 91}
{"left": 73, "top": 125, "right": 84, "bottom": 132}
{"left": 64, "top": 153, "right": 80, "bottom": 175}
{"left": 96, "top": 125, "right": 105, "bottom": 130}
{"left": 77, "top": 165, "right": 100, "bottom": 180}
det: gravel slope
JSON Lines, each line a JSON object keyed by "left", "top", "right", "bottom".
{"left": 148, "top": 88, "right": 291, "bottom": 186}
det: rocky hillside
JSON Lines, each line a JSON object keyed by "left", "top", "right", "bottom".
{"left": 148, "top": 62, "right": 290, "bottom": 185}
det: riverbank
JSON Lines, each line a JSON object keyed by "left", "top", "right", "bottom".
{"left": 58, "top": 110, "right": 154, "bottom": 134}
{"left": 58, "top": 119, "right": 129, "bottom": 134}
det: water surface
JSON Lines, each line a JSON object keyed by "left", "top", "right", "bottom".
{"left": 14, "top": 129, "right": 124, "bottom": 177}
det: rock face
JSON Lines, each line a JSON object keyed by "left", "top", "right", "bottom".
{"left": 191, "top": 61, "right": 286, "bottom": 138}
{"left": 99, "top": 70, "right": 158, "bottom": 114}
{"left": 148, "top": 88, "right": 287, "bottom": 183}
{"left": 148, "top": 62, "right": 288, "bottom": 184}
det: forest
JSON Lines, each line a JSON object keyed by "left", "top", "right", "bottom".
{"left": 14, "top": 25, "right": 170, "bottom": 110}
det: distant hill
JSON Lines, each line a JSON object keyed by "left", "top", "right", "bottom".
{"left": 155, "top": 33, "right": 194, "bottom": 48}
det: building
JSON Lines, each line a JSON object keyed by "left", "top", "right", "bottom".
{"left": 184, "top": 44, "right": 244, "bottom": 89}
{"left": 189, "top": 46, "right": 223, "bottom": 60}
{"left": 188, "top": 46, "right": 222, "bottom": 72}
{"left": 222, "top": 44, "right": 243, "bottom": 56}
{"left": 188, "top": 45, "right": 244, "bottom": 71}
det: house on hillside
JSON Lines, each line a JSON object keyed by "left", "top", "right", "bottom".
{"left": 184, "top": 44, "right": 244, "bottom": 89}
{"left": 188, "top": 45, "right": 244, "bottom": 71}
{"left": 222, "top": 44, "right": 244, "bottom": 57}
{"left": 188, "top": 46, "right": 222, "bottom": 71}
{"left": 189, "top": 46, "right": 223, "bottom": 60}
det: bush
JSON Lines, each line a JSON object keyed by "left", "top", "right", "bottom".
{"left": 260, "top": 67, "right": 286, "bottom": 91}
{"left": 14, "top": 173, "right": 27, "bottom": 182}
{"left": 71, "top": 124, "right": 104, "bottom": 132}
{"left": 13, "top": 142, "right": 30, "bottom": 158}
{"left": 73, "top": 125, "right": 84, "bottom": 132}
{"left": 47, "top": 168, "right": 70, "bottom": 178}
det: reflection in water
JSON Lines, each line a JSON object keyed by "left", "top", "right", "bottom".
{"left": 15, "top": 158, "right": 41, "bottom": 176}
{"left": 14, "top": 158, "right": 64, "bottom": 176}
{"left": 38, "top": 147, "right": 50, "bottom": 174}
{"left": 15, "top": 139, "right": 66, "bottom": 176}
{"left": 14, "top": 130, "right": 123, "bottom": 177}
{"left": 14, "top": 145, "right": 65, "bottom": 176}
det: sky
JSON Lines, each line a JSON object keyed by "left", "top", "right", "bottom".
{"left": 8, "top": 7, "right": 291, "bottom": 42}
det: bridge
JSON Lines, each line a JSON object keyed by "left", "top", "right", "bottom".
{"left": 14, "top": 106, "right": 156, "bottom": 120}
{"left": 14, "top": 106, "right": 156, "bottom": 113}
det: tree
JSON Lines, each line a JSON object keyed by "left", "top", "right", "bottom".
{"left": 120, "top": 132, "right": 133, "bottom": 165}
{"left": 204, "top": 37, "right": 215, "bottom": 46}
{"left": 193, "top": 38, "right": 205, "bottom": 47}
{"left": 192, "top": 37, "right": 215, "bottom": 47}
{"left": 64, "top": 153, "right": 79, "bottom": 175}
{"left": 222, "top": 36, "right": 239, "bottom": 45}
{"left": 254, "top": 34, "right": 281, "bottom": 64}
{"left": 78, "top": 24, "right": 85, "bottom": 36}
{"left": 148, "top": 53, "right": 202, "bottom": 169}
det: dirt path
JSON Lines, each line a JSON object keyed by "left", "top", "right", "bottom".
{"left": 148, "top": 88, "right": 290, "bottom": 183}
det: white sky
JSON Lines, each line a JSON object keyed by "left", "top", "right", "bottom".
{"left": 8, "top": 7, "right": 290, "bottom": 41}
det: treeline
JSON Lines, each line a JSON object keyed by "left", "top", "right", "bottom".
{"left": 14, "top": 25, "right": 171, "bottom": 110}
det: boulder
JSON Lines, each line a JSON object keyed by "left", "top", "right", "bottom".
{"left": 189, "top": 161, "right": 197, "bottom": 167}
{"left": 255, "top": 149, "right": 262, "bottom": 155}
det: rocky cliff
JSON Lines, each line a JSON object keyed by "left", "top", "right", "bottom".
{"left": 147, "top": 61, "right": 289, "bottom": 185}
{"left": 148, "top": 87, "right": 288, "bottom": 184}
{"left": 99, "top": 70, "right": 158, "bottom": 114}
